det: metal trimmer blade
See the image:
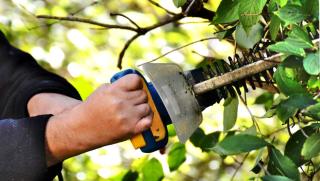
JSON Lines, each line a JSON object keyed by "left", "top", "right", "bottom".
{"left": 141, "top": 63, "right": 202, "bottom": 143}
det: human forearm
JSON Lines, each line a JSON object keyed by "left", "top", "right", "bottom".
{"left": 28, "top": 93, "right": 82, "bottom": 117}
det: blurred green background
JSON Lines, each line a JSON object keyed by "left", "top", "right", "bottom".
{"left": 0, "top": 0, "right": 287, "bottom": 180}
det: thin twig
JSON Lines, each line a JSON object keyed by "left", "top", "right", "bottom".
{"left": 297, "top": 116, "right": 309, "bottom": 138}
{"left": 117, "top": 14, "right": 184, "bottom": 68}
{"left": 70, "top": 1, "right": 99, "bottom": 16}
{"left": 183, "top": 0, "right": 197, "bottom": 16}
{"left": 110, "top": 12, "right": 141, "bottom": 29}
{"left": 148, "top": 0, "right": 177, "bottom": 15}
{"left": 287, "top": 120, "right": 293, "bottom": 137}
{"left": 137, "top": 36, "right": 218, "bottom": 66}
{"left": 231, "top": 153, "right": 249, "bottom": 181}
{"left": 117, "top": 33, "right": 140, "bottom": 69}
{"left": 239, "top": 95, "right": 263, "bottom": 135}
{"left": 36, "top": 15, "right": 138, "bottom": 32}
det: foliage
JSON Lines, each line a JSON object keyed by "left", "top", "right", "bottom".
{"left": 0, "top": 0, "right": 319, "bottom": 180}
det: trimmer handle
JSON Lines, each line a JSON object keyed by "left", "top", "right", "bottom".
{"left": 111, "top": 69, "right": 170, "bottom": 153}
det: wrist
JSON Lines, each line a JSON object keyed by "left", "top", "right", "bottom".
{"left": 44, "top": 102, "right": 100, "bottom": 166}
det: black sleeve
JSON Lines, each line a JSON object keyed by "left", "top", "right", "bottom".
{"left": 0, "top": 31, "right": 82, "bottom": 180}
{"left": 0, "top": 115, "right": 54, "bottom": 181}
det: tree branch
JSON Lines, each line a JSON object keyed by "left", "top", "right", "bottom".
{"left": 148, "top": 0, "right": 177, "bottom": 15}
{"left": 36, "top": 15, "right": 138, "bottom": 32}
{"left": 117, "top": 33, "right": 140, "bottom": 69}
{"left": 110, "top": 12, "right": 141, "bottom": 29}
{"left": 117, "top": 14, "right": 185, "bottom": 68}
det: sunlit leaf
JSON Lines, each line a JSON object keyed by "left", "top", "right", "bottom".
{"left": 172, "top": 0, "right": 187, "bottom": 7}
{"left": 168, "top": 143, "right": 186, "bottom": 171}
{"left": 223, "top": 94, "right": 239, "bottom": 131}
{"left": 274, "top": 4, "right": 307, "bottom": 26}
{"left": 307, "top": 76, "right": 320, "bottom": 90}
{"left": 210, "top": 134, "right": 269, "bottom": 155}
{"left": 268, "top": 42, "right": 305, "bottom": 57}
{"left": 301, "top": 133, "right": 320, "bottom": 160}
{"left": 274, "top": 64, "right": 307, "bottom": 96}
{"left": 303, "top": 52, "right": 320, "bottom": 75}
{"left": 212, "top": 0, "right": 240, "bottom": 24}
{"left": 235, "top": 23, "right": 263, "bottom": 49}
{"left": 238, "top": 0, "right": 267, "bottom": 32}
{"left": 141, "top": 158, "right": 164, "bottom": 181}
{"left": 269, "top": 15, "right": 281, "bottom": 41}
{"left": 286, "top": 26, "right": 313, "bottom": 49}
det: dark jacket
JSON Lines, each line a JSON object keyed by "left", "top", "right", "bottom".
{"left": 0, "top": 31, "right": 81, "bottom": 180}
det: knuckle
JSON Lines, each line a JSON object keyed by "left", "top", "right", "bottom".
{"left": 140, "top": 91, "right": 148, "bottom": 101}
{"left": 143, "top": 104, "right": 151, "bottom": 114}
{"left": 128, "top": 74, "right": 142, "bottom": 87}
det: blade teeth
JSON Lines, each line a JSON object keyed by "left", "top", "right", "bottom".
{"left": 199, "top": 39, "right": 277, "bottom": 107}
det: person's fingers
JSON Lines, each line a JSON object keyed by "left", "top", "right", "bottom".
{"left": 134, "top": 113, "right": 153, "bottom": 134}
{"left": 130, "top": 90, "right": 148, "bottom": 105}
{"left": 114, "top": 74, "right": 143, "bottom": 91}
{"left": 135, "top": 103, "right": 152, "bottom": 119}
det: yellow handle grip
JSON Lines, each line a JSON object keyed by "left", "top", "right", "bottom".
{"left": 130, "top": 79, "right": 166, "bottom": 149}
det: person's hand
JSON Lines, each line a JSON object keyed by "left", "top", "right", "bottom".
{"left": 45, "top": 74, "right": 153, "bottom": 166}
{"left": 80, "top": 74, "right": 153, "bottom": 144}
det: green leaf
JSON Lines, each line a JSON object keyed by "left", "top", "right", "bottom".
{"left": 301, "top": 133, "right": 320, "bottom": 160}
{"left": 275, "top": 0, "right": 288, "bottom": 7}
{"left": 212, "top": 0, "right": 240, "bottom": 24}
{"left": 262, "top": 175, "right": 294, "bottom": 181}
{"left": 122, "top": 170, "right": 139, "bottom": 181}
{"left": 276, "top": 93, "right": 315, "bottom": 122}
{"left": 240, "top": 125, "right": 257, "bottom": 136}
{"left": 274, "top": 63, "right": 307, "bottom": 96}
{"left": 189, "top": 128, "right": 206, "bottom": 147}
{"left": 304, "top": 103, "right": 320, "bottom": 120}
{"left": 254, "top": 92, "right": 274, "bottom": 110}
{"left": 235, "top": 23, "right": 263, "bottom": 49}
{"left": 238, "top": 0, "right": 267, "bottom": 32}
{"left": 303, "top": 52, "right": 320, "bottom": 75}
{"left": 189, "top": 128, "right": 220, "bottom": 151}
{"left": 286, "top": 25, "right": 314, "bottom": 49}
{"left": 214, "top": 26, "right": 236, "bottom": 39}
{"left": 167, "top": 143, "right": 186, "bottom": 171}
{"left": 141, "top": 158, "right": 164, "bottom": 181}
{"left": 259, "top": 108, "right": 277, "bottom": 118}
{"left": 172, "top": 0, "right": 186, "bottom": 7}
{"left": 307, "top": 76, "right": 320, "bottom": 90}
{"left": 200, "top": 132, "right": 220, "bottom": 151}
{"left": 251, "top": 148, "right": 264, "bottom": 173}
{"left": 223, "top": 94, "right": 239, "bottom": 131}
{"left": 268, "top": 42, "right": 305, "bottom": 57}
{"left": 303, "top": 0, "right": 319, "bottom": 18}
{"left": 210, "top": 134, "right": 268, "bottom": 155}
{"left": 167, "top": 124, "right": 176, "bottom": 137}
{"left": 269, "top": 15, "right": 281, "bottom": 41}
{"left": 274, "top": 4, "right": 307, "bottom": 26}
{"left": 284, "top": 125, "right": 316, "bottom": 166}
{"left": 267, "top": 147, "right": 300, "bottom": 180}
